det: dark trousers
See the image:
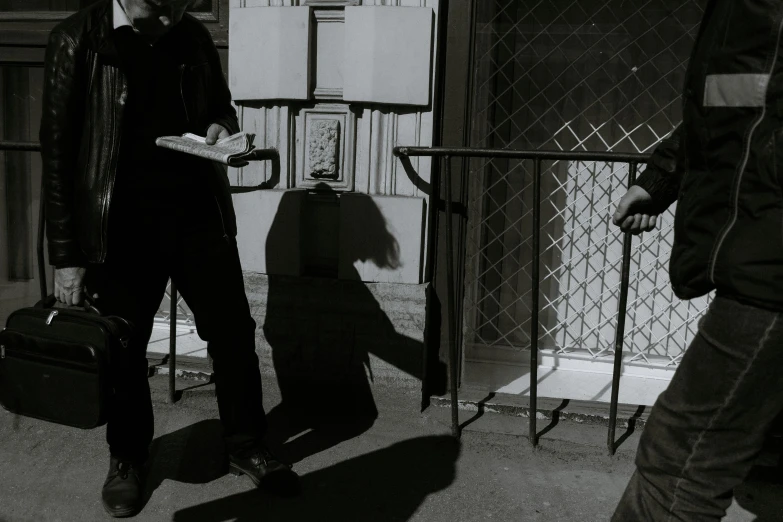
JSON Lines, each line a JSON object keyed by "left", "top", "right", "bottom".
{"left": 613, "top": 296, "right": 783, "bottom": 521}
{"left": 86, "top": 186, "right": 266, "bottom": 463}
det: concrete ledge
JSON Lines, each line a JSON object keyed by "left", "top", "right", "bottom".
{"left": 243, "top": 272, "right": 430, "bottom": 389}
{"left": 432, "top": 387, "right": 650, "bottom": 430}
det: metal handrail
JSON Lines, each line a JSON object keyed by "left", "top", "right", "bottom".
{"left": 5, "top": 139, "right": 653, "bottom": 453}
{"left": 394, "top": 145, "right": 651, "bottom": 455}
{"left": 0, "top": 140, "right": 277, "bottom": 404}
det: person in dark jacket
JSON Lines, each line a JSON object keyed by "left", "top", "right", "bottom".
{"left": 40, "top": 0, "right": 298, "bottom": 517}
{"left": 611, "top": 1, "right": 783, "bottom": 519}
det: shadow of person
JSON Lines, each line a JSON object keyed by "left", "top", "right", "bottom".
{"left": 261, "top": 184, "right": 446, "bottom": 465}
{"left": 171, "top": 435, "right": 461, "bottom": 522}
{"left": 139, "top": 419, "right": 228, "bottom": 511}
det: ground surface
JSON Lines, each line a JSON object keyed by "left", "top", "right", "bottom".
{"left": 0, "top": 375, "right": 781, "bottom": 522}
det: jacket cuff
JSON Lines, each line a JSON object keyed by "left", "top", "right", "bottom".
{"left": 633, "top": 167, "right": 679, "bottom": 214}
{"left": 212, "top": 115, "right": 240, "bottom": 136}
{"left": 48, "top": 244, "right": 86, "bottom": 270}
{"left": 53, "top": 262, "right": 86, "bottom": 270}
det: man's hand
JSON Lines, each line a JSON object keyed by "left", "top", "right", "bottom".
{"left": 205, "top": 123, "right": 230, "bottom": 145}
{"left": 612, "top": 185, "right": 659, "bottom": 235}
{"left": 54, "top": 267, "right": 87, "bottom": 306}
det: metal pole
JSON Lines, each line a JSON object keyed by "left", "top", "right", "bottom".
{"left": 0, "top": 140, "right": 41, "bottom": 152}
{"left": 394, "top": 146, "right": 649, "bottom": 165}
{"left": 530, "top": 159, "right": 542, "bottom": 447}
{"left": 607, "top": 162, "right": 638, "bottom": 455}
{"left": 169, "top": 281, "right": 177, "bottom": 404}
{"left": 425, "top": 157, "right": 442, "bottom": 284}
{"left": 445, "top": 156, "right": 460, "bottom": 439}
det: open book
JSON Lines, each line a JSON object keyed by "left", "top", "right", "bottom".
{"left": 155, "top": 132, "right": 256, "bottom": 166}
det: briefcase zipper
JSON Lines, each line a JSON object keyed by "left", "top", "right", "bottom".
{"left": 46, "top": 310, "right": 59, "bottom": 325}
{"left": 0, "top": 345, "right": 100, "bottom": 372}
{"left": 10, "top": 309, "right": 131, "bottom": 350}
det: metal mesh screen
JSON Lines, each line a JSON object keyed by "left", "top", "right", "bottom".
{"left": 463, "top": 0, "right": 709, "bottom": 368}
{"left": 155, "top": 280, "right": 196, "bottom": 328}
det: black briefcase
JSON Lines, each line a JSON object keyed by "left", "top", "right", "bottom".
{"left": 0, "top": 175, "right": 132, "bottom": 429}
{"left": 0, "top": 297, "right": 132, "bottom": 429}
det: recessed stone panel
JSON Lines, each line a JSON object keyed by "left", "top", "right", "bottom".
{"left": 343, "top": 7, "right": 434, "bottom": 106}
{"left": 313, "top": 9, "right": 345, "bottom": 100}
{"left": 296, "top": 104, "right": 356, "bottom": 191}
{"left": 308, "top": 120, "right": 340, "bottom": 179}
{"left": 339, "top": 193, "right": 426, "bottom": 284}
{"left": 232, "top": 189, "right": 306, "bottom": 276}
{"left": 228, "top": 7, "right": 311, "bottom": 101}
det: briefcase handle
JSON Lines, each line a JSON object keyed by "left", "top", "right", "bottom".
{"left": 36, "top": 293, "right": 103, "bottom": 316}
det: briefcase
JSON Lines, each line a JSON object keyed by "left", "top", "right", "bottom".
{"left": 0, "top": 297, "right": 132, "bottom": 429}
{"left": 0, "top": 173, "right": 132, "bottom": 429}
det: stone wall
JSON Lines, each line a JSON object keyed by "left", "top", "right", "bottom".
{"left": 244, "top": 273, "right": 433, "bottom": 391}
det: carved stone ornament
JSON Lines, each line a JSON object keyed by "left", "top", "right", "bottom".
{"left": 308, "top": 120, "right": 340, "bottom": 179}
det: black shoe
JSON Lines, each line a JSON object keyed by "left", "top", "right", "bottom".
{"left": 228, "top": 445, "right": 300, "bottom": 496}
{"left": 102, "top": 457, "right": 145, "bottom": 518}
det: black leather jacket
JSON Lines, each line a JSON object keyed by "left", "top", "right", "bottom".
{"left": 40, "top": 0, "right": 239, "bottom": 268}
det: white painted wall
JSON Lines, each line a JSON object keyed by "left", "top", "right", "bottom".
{"left": 228, "top": 0, "right": 440, "bottom": 284}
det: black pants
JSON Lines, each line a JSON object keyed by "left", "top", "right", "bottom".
{"left": 87, "top": 185, "right": 266, "bottom": 463}
{"left": 613, "top": 296, "right": 783, "bottom": 520}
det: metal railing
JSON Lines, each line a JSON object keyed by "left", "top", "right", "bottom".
{"left": 5, "top": 139, "right": 653, "bottom": 453}
{"left": 0, "top": 140, "right": 277, "bottom": 404}
{"left": 395, "top": 146, "right": 650, "bottom": 455}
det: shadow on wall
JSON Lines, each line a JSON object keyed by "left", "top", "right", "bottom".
{"left": 261, "top": 183, "right": 446, "bottom": 465}
{"left": 168, "top": 431, "right": 460, "bottom": 522}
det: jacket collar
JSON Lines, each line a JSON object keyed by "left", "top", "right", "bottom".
{"left": 113, "top": 0, "right": 133, "bottom": 31}
{"left": 86, "top": 0, "right": 119, "bottom": 59}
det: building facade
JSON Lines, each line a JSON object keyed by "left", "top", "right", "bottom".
{"left": 0, "top": 0, "right": 706, "bottom": 409}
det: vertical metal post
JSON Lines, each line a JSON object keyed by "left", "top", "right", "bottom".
{"left": 607, "top": 162, "right": 638, "bottom": 455}
{"left": 530, "top": 159, "right": 542, "bottom": 447}
{"left": 444, "top": 155, "right": 460, "bottom": 439}
{"left": 425, "top": 156, "right": 442, "bottom": 283}
{"left": 169, "top": 281, "right": 177, "bottom": 404}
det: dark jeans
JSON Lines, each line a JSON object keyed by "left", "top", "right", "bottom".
{"left": 613, "top": 296, "right": 783, "bottom": 521}
{"left": 86, "top": 187, "right": 266, "bottom": 463}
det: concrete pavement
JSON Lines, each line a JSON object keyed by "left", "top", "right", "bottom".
{"left": 0, "top": 374, "right": 780, "bottom": 522}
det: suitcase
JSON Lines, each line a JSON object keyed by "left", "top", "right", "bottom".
{"left": 0, "top": 175, "right": 133, "bottom": 429}
{"left": 0, "top": 297, "right": 132, "bottom": 429}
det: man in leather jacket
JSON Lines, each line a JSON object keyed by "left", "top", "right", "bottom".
{"left": 611, "top": 1, "right": 783, "bottom": 519}
{"left": 41, "top": 0, "right": 298, "bottom": 516}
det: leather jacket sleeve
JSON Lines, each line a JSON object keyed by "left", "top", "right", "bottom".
{"left": 39, "top": 29, "right": 86, "bottom": 268}
{"left": 634, "top": 124, "right": 682, "bottom": 214}
{"left": 205, "top": 35, "right": 239, "bottom": 135}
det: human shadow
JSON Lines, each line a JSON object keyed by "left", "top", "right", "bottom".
{"left": 140, "top": 419, "right": 228, "bottom": 511}
{"left": 171, "top": 435, "right": 461, "bottom": 522}
{"left": 261, "top": 184, "right": 446, "bottom": 465}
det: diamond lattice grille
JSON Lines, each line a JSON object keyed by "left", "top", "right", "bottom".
{"left": 464, "top": 0, "right": 709, "bottom": 367}
{"left": 155, "top": 280, "right": 195, "bottom": 328}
